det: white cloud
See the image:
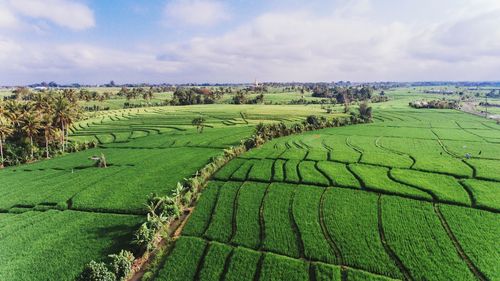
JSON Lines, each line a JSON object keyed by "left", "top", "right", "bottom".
{"left": 2, "top": 0, "right": 500, "bottom": 84}
{"left": 154, "top": 0, "right": 500, "bottom": 82}
{"left": 3, "top": 0, "right": 95, "bottom": 30}
{"left": 0, "top": 37, "right": 181, "bottom": 84}
{"left": 163, "top": 0, "right": 229, "bottom": 27}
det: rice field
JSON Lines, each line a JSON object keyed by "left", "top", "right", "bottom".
{"left": 163, "top": 98, "right": 500, "bottom": 281}
{"left": 1, "top": 88, "right": 499, "bottom": 281}
{"left": 0, "top": 104, "right": 339, "bottom": 280}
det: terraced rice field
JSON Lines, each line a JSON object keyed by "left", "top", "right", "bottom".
{"left": 1, "top": 105, "right": 337, "bottom": 280}
{"left": 160, "top": 107, "right": 500, "bottom": 281}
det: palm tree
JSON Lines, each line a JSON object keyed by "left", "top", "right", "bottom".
{"left": 0, "top": 116, "right": 13, "bottom": 168}
{"left": 53, "top": 95, "right": 77, "bottom": 152}
{"left": 41, "top": 113, "right": 56, "bottom": 158}
{"left": 4, "top": 100, "right": 23, "bottom": 128}
{"left": 21, "top": 111, "right": 42, "bottom": 159}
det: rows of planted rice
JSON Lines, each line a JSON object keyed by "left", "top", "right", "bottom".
{"left": 2, "top": 105, "right": 294, "bottom": 280}
{"left": 157, "top": 236, "right": 398, "bottom": 281}
{"left": 161, "top": 107, "right": 499, "bottom": 281}
{"left": 0, "top": 210, "right": 142, "bottom": 281}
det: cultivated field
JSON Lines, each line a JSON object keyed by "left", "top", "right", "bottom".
{"left": 158, "top": 100, "right": 500, "bottom": 280}
{"left": 0, "top": 88, "right": 498, "bottom": 281}
{"left": 0, "top": 104, "right": 336, "bottom": 280}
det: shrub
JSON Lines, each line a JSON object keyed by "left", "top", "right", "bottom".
{"left": 77, "top": 261, "right": 116, "bottom": 281}
{"left": 132, "top": 223, "right": 156, "bottom": 253}
{"left": 108, "top": 250, "right": 135, "bottom": 281}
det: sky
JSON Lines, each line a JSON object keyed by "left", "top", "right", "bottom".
{"left": 0, "top": 0, "right": 499, "bottom": 85}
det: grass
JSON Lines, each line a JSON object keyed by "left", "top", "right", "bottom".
{"left": 3, "top": 88, "right": 500, "bottom": 280}
{"left": 231, "top": 182, "right": 268, "bottom": 248}
{"left": 262, "top": 183, "right": 300, "bottom": 258}
{"left": 440, "top": 204, "right": 500, "bottom": 280}
{"left": 247, "top": 159, "right": 274, "bottom": 181}
{"left": 197, "top": 241, "right": 232, "bottom": 281}
{"left": 349, "top": 164, "right": 432, "bottom": 200}
{"left": 223, "top": 247, "right": 262, "bottom": 281}
{"left": 293, "top": 185, "right": 336, "bottom": 263}
{"left": 322, "top": 188, "right": 402, "bottom": 279}
{"left": 316, "top": 161, "right": 360, "bottom": 187}
{"left": 182, "top": 182, "right": 222, "bottom": 237}
{"left": 467, "top": 158, "right": 500, "bottom": 181}
{"left": 284, "top": 160, "right": 301, "bottom": 183}
{"left": 155, "top": 236, "right": 206, "bottom": 281}
{"left": 461, "top": 179, "right": 500, "bottom": 211}
{"left": 204, "top": 181, "right": 241, "bottom": 243}
{"left": 259, "top": 252, "right": 309, "bottom": 281}
{"left": 298, "top": 161, "right": 330, "bottom": 186}
{"left": 0, "top": 210, "right": 142, "bottom": 281}
{"left": 390, "top": 168, "right": 471, "bottom": 205}
{"left": 382, "top": 196, "right": 475, "bottom": 280}
{"left": 314, "top": 262, "right": 341, "bottom": 281}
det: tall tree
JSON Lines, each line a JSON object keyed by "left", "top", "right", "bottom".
{"left": 53, "top": 95, "right": 72, "bottom": 152}
{"left": 191, "top": 117, "right": 206, "bottom": 133}
{"left": 21, "top": 111, "right": 42, "bottom": 159}
{"left": 41, "top": 113, "right": 56, "bottom": 158}
{"left": 0, "top": 116, "right": 13, "bottom": 168}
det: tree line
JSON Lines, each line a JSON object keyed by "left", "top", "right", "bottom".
{"left": 0, "top": 92, "right": 86, "bottom": 167}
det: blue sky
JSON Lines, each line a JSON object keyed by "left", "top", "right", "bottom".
{"left": 0, "top": 0, "right": 499, "bottom": 85}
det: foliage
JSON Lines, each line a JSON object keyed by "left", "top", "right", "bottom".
{"left": 0, "top": 93, "right": 84, "bottom": 166}
{"left": 409, "top": 99, "right": 459, "bottom": 109}
{"left": 132, "top": 223, "right": 156, "bottom": 253}
{"left": 77, "top": 261, "right": 116, "bottom": 281}
{"left": 170, "top": 87, "right": 223, "bottom": 105}
{"left": 108, "top": 250, "right": 134, "bottom": 281}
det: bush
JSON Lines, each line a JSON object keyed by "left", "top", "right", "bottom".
{"left": 132, "top": 223, "right": 156, "bottom": 253}
{"left": 77, "top": 261, "right": 116, "bottom": 281}
{"left": 109, "top": 250, "right": 134, "bottom": 281}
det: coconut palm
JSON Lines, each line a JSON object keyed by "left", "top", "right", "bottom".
{"left": 41, "top": 113, "right": 57, "bottom": 158}
{"left": 21, "top": 111, "right": 42, "bottom": 159}
{"left": 4, "top": 100, "right": 23, "bottom": 128}
{"left": 53, "top": 95, "right": 77, "bottom": 152}
{"left": 0, "top": 116, "right": 13, "bottom": 168}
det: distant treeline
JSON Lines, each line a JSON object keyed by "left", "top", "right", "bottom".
{"left": 311, "top": 86, "right": 374, "bottom": 103}
{"left": 409, "top": 99, "right": 459, "bottom": 109}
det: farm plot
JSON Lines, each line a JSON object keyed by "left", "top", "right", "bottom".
{"left": 104, "top": 101, "right": 500, "bottom": 281}
{"left": 204, "top": 181, "right": 242, "bottom": 243}
{"left": 293, "top": 185, "right": 336, "bottom": 263}
{"left": 461, "top": 179, "right": 500, "bottom": 211}
{"left": 316, "top": 161, "right": 360, "bottom": 187}
{"left": 262, "top": 183, "right": 301, "bottom": 258}
{"left": 0, "top": 210, "right": 142, "bottom": 281}
{"left": 350, "top": 136, "right": 413, "bottom": 168}
{"left": 390, "top": 169, "right": 471, "bottom": 205}
{"left": 381, "top": 196, "right": 475, "bottom": 280}
{"left": 322, "top": 188, "right": 402, "bottom": 279}
{"left": 443, "top": 139, "right": 500, "bottom": 160}
{"left": 2, "top": 105, "right": 295, "bottom": 280}
{"left": 379, "top": 137, "right": 473, "bottom": 177}
{"left": 466, "top": 158, "right": 500, "bottom": 181}
{"left": 0, "top": 147, "right": 221, "bottom": 213}
{"left": 348, "top": 164, "right": 432, "bottom": 200}
{"left": 440, "top": 205, "right": 500, "bottom": 280}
